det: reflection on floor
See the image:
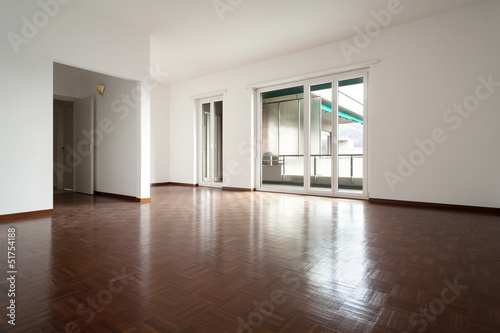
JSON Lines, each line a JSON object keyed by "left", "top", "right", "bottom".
{"left": 261, "top": 183, "right": 363, "bottom": 195}
{"left": 0, "top": 187, "right": 499, "bottom": 332}
{"left": 53, "top": 188, "right": 74, "bottom": 195}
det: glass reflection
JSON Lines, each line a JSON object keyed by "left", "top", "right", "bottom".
{"left": 310, "top": 83, "right": 333, "bottom": 191}
{"left": 262, "top": 86, "right": 305, "bottom": 189}
{"left": 337, "top": 78, "right": 364, "bottom": 193}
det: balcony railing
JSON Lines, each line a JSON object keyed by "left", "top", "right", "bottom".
{"left": 262, "top": 153, "right": 363, "bottom": 182}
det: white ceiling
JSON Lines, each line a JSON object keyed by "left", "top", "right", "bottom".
{"left": 75, "top": 0, "right": 486, "bottom": 83}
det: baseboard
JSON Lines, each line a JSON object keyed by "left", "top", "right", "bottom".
{"left": 151, "top": 182, "right": 171, "bottom": 187}
{"left": 95, "top": 191, "right": 151, "bottom": 203}
{"left": 151, "top": 182, "right": 199, "bottom": 187}
{"left": 169, "top": 182, "right": 199, "bottom": 187}
{"left": 222, "top": 187, "right": 256, "bottom": 192}
{"left": 369, "top": 198, "right": 500, "bottom": 215}
{"left": 0, "top": 209, "right": 54, "bottom": 222}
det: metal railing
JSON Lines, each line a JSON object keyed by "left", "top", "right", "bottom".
{"left": 262, "top": 154, "right": 363, "bottom": 181}
{"left": 337, "top": 154, "right": 363, "bottom": 183}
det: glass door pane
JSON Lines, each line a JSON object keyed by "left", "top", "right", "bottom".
{"left": 261, "top": 86, "right": 304, "bottom": 189}
{"left": 336, "top": 78, "right": 364, "bottom": 193}
{"left": 202, "top": 103, "right": 211, "bottom": 182}
{"left": 310, "top": 83, "right": 332, "bottom": 191}
{"left": 214, "top": 101, "right": 223, "bottom": 183}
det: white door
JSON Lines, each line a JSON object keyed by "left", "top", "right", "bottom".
{"left": 62, "top": 104, "right": 75, "bottom": 190}
{"left": 74, "top": 96, "right": 95, "bottom": 195}
{"left": 199, "top": 98, "right": 223, "bottom": 187}
{"left": 54, "top": 107, "right": 64, "bottom": 190}
{"left": 257, "top": 71, "right": 368, "bottom": 198}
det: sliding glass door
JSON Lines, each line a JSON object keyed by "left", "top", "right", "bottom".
{"left": 310, "top": 82, "right": 333, "bottom": 191}
{"left": 335, "top": 76, "right": 365, "bottom": 194}
{"left": 261, "top": 86, "right": 304, "bottom": 189}
{"left": 258, "top": 71, "right": 367, "bottom": 198}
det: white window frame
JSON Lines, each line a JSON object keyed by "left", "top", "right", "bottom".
{"left": 255, "top": 70, "right": 369, "bottom": 199}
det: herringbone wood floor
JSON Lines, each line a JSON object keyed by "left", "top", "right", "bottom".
{"left": 0, "top": 186, "right": 499, "bottom": 332}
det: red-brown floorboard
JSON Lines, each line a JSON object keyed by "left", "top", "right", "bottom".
{"left": 0, "top": 186, "right": 499, "bottom": 332}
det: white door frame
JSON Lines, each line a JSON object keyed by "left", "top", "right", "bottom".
{"left": 197, "top": 96, "right": 224, "bottom": 188}
{"left": 332, "top": 70, "right": 369, "bottom": 198}
{"left": 255, "top": 70, "right": 369, "bottom": 199}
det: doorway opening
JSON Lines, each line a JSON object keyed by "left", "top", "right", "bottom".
{"left": 53, "top": 96, "right": 95, "bottom": 196}
{"left": 53, "top": 99, "right": 76, "bottom": 194}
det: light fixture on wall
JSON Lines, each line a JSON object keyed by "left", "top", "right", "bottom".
{"left": 96, "top": 85, "right": 105, "bottom": 96}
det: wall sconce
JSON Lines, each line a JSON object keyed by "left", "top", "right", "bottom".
{"left": 96, "top": 85, "right": 105, "bottom": 96}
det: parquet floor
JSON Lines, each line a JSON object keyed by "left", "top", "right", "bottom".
{"left": 0, "top": 186, "right": 499, "bottom": 332}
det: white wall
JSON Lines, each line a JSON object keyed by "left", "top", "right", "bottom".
{"left": 168, "top": 1, "right": 500, "bottom": 208}
{"left": 151, "top": 83, "right": 170, "bottom": 183}
{"left": 53, "top": 64, "right": 80, "bottom": 98}
{"left": 82, "top": 70, "right": 139, "bottom": 197}
{"left": 0, "top": 1, "right": 150, "bottom": 215}
{"left": 366, "top": 1, "right": 500, "bottom": 208}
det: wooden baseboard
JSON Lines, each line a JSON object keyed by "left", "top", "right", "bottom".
{"left": 169, "top": 182, "right": 199, "bottom": 187}
{"left": 151, "top": 182, "right": 171, "bottom": 187}
{"left": 222, "top": 187, "right": 256, "bottom": 192}
{"left": 0, "top": 209, "right": 54, "bottom": 222}
{"left": 95, "top": 191, "right": 151, "bottom": 203}
{"left": 369, "top": 198, "right": 500, "bottom": 215}
{"left": 151, "top": 182, "right": 198, "bottom": 188}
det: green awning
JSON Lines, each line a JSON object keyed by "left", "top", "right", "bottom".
{"left": 321, "top": 103, "right": 363, "bottom": 124}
